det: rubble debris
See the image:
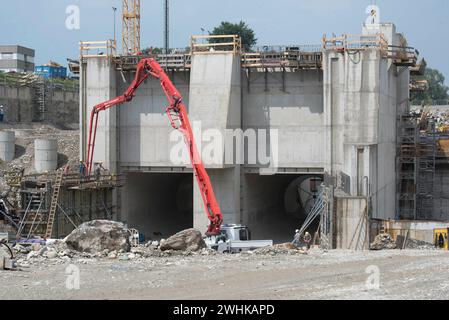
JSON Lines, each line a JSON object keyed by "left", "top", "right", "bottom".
{"left": 253, "top": 243, "right": 308, "bottom": 255}
{"left": 404, "top": 238, "right": 436, "bottom": 250}
{"left": 64, "top": 220, "right": 131, "bottom": 254}
{"left": 370, "top": 233, "right": 397, "bottom": 250}
{"left": 160, "top": 228, "right": 206, "bottom": 252}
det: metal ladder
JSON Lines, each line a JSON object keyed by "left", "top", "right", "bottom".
{"left": 44, "top": 170, "right": 64, "bottom": 239}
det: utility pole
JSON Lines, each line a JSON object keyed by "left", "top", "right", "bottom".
{"left": 164, "top": 0, "right": 169, "bottom": 54}
{"left": 112, "top": 6, "right": 117, "bottom": 44}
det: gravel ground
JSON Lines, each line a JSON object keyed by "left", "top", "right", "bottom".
{"left": 1, "top": 249, "right": 449, "bottom": 300}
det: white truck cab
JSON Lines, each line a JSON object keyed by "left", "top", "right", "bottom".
{"left": 206, "top": 224, "right": 273, "bottom": 253}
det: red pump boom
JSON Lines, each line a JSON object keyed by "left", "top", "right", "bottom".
{"left": 85, "top": 58, "right": 223, "bottom": 235}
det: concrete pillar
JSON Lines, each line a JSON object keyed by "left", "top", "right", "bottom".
{"left": 0, "top": 131, "right": 15, "bottom": 162}
{"left": 34, "top": 139, "right": 58, "bottom": 173}
{"left": 80, "top": 57, "right": 117, "bottom": 172}
{"left": 189, "top": 52, "right": 242, "bottom": 231}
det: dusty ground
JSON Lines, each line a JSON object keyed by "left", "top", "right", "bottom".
{"left": 2, "top": 249, "right": 449, "bottom": 300}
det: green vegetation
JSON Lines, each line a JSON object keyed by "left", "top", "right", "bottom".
{"left": 0, "top": 70, "right": 78, "bottom": 91}
{"left": 209, "top": 21, "right": 257, "bottom": 51}
{"left": 411, "top": 68, "right": 449, "bottom": 105}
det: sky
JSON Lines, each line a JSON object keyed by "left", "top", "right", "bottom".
{"left": 0, "top": 0, "right": 448, "bottom": 84}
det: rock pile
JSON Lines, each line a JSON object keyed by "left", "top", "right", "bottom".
{"left": 253, "top": 243, "right": 307, "bottom": 255}
{"left": 160, "top": 229, "right": 207, "bottom": 252}
{"left": 64, "top": 220, "right": 130, "bottom": 253}
{"left": 370, "top": 233, "right": 397, "bottom": 250}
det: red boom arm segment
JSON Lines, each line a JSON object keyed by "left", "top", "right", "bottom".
{"left": 85, "top": 58, "right": 223, "bottom": 235}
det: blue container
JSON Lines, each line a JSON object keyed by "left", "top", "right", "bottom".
{"left": 34, "top": 65, "right": 67, "bottom": 79}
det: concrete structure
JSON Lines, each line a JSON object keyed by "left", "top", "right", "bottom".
{"left": 0, "top": 45, "right": 35, "bottom": 73}
{"left": 80, "top": 22, "right": 415, "bottom": 243}
{"left": 34, "top": 139, "right": 58, "bottom": 173}
{"left": 0, "top": 131, "right": 15, "bottom": 162}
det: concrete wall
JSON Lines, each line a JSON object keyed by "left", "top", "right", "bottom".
{"left": 322, "top": 23, "right": 405, "bottom": 222}
{"left": 118, "top": 72, "right": 190, "bottom": 168}
{"left": 0, "top": 85, "right": 33, "bottom": 122}
{"left": 334, "top": 197, "right": 369, "bottom": 250}
{"left": 0, "top": 84, "right": 78, "bottom": 124}
{"left": 242, "top": 70, "right": 324, "bottom": 169}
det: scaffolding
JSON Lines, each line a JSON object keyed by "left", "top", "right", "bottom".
{"left": 5, "top": 172, "right": 123, "bottom": 239}
{"left": 396, "top": 102, "right": 436, "bottom": 220}
{"left": 32, "top": 76, "right": 46, "bottom": 122}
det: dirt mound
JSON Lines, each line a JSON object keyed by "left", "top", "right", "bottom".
{"left": 64, "top": 220, "right": 130, "bottom": 253}
{"left": 370, "top": 233, "right": 397, "bottom": 250}
{"left": 160, "top": 228, "right": 206, "bottom": 252}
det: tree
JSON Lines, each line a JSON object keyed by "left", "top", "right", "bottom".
{"left": 141, "top": 47, "right": 164, "bottom": 55}
{"left": 209, "top": 21, "right": 257, "bottom": 51}
{"left": 411, "top": 68, "right": 449, "bottom": 105}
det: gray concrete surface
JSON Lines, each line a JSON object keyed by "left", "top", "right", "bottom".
{"left": 0, "top": 84, "right": 78, "bottom": 124}
{"left": 2, "top": 250, "right": 449, "bottom": 300}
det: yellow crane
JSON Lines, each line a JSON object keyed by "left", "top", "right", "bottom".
{"left": 122, "top": 0, "right": 141, "bottom": 55}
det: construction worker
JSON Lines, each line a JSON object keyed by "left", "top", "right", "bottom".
{"left": 0, "top": 105, "right": 4, "bottom": 122}
{"left": 292, "top": 229, "right": 301, "bottom": 247}
{"left": 78, "top": 161, "right": 86, "bottom": 181}
{"left": 94, "top": 162, "right": 105, "bottom": 181}
{"left": 438, "top": 233, "right": 445, "bottom": 249}
{"left": 303, "top": 232, "right": 312, "bottom": 250}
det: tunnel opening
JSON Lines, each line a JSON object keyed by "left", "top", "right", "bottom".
{"left": 122, "top": 172, "right": 193, "bottom": 242}
{"left": 243, "top": 173, "right": 323, "bottom": 243}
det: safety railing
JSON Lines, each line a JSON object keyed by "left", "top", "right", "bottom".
{"left": 251, "top": 44, "right": 322, "bottom": 53}
{"left": 387, "top": 45, "right": 418, "bottom": 66}
{"left": 241, "top": 50, "right": 322, "bottom": 69}
{"left": 322, "top": 33, "right": 388, "bottom": 54}
{"left": 190, "top": 35, "right": 242, "bottom": 54}
{"left": 156, "top": 53, "right": 192, "bottom": 69}
{"left": 80, "top": 40, "right": 117, "bottom": 59}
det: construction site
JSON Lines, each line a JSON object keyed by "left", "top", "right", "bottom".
{"left": 2, "top": 0, "right": 449, "bottom": 301}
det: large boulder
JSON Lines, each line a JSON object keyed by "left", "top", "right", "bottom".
{"left": 64, "top": 220, "right": 130, "bottom": 253}
{"left": 160, "top": 228, "right": 206, "bottom": 252}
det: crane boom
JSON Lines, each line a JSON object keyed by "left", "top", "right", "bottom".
{"left": 85, "top": 58, "right": 223, "bottom": 235}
